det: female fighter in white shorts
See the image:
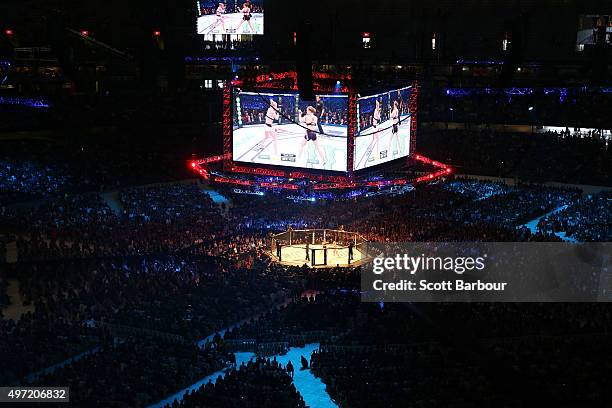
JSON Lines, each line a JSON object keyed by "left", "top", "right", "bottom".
{"left": 371, "top": 99, "right": 382, "bottom": 158}
{"left": 211, "top": 2, "right": 226, "bottom": 33}
{"left": 259, "top": 99, "right": 280, "bottom": 156}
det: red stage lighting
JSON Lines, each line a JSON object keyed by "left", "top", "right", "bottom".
{"left": 5, "top": 29, "right": 14, "bottom": 36}
{"left": 80, "top": 30, "right": 89, "bottom": 37}
{"left": 153, "top": 30, "right": 161, "bottom": 37}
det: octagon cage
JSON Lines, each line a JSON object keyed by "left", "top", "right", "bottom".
{"left": 269, "top": 228, "right": 372, "bottom": 268}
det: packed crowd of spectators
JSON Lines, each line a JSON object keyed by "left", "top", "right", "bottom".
{"left": 3, "top": 15, "right": 612, "bottom": 406}
{"left": 6, "top": 87, "right": 610, "bottom": 136}
{"left": 311, "top": 333, "right": 612, "bottom": 408}
{"left": 219, "top": 292, "right": 612, "bottom": 407}
{"left": 0, "top": 159, "right": 68, "bottom": 204}
{"left": 9, "top": 255, "right": 290, "bottom": 337}
{"left": 224, "top": 293, "right": 359, "bottom": 345}
{"left": 33, "top": 337, "right": 231, "bottom": 407}
{"left": 421, "top": 87, "right": 612, "bottom": 129}
{"left": 0, "top": 140, "right": 186, "bottom": 204}
{"left": 0, "top": 315, "right": 105, "bottom": 386}
{"left": 538, "top": 191, "right": 612, "bottom": 242}
{"left": 335, "top": 182, "right": 563, "bottom": 242}
{"left": 169, "top": 357, "right": 306, "bottom": 408}
{"left": 6, "top": 183, "right": 227, "bottom": 259}
{"left": 418, "top": 128, "right": 611, "bottom": 185}
{"left": 443, "top": 178, "right": 509, "bottom": 200}
{"left": 0, "top": 269, "right": 9, "bottom": 308}
{"left": 0, "top": 92, "right": 222, "bottom": 132}
{"left": 446, "top": 184, "right": 578, "bottom": 228}
{"left": 1, "top": 167, "right": 609, "bottom": 405}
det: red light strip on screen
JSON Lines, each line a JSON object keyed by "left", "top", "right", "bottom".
{"left": 408, "top": 81, "right": 419, "bottom": 162}
{"left": 347, "top": 92, "right": 357, "bottom": 177}
{"left": 260, "top": 182, "right": 300, "bottom": 190}
{"left": 412, "top": 153, "right": 448, "bottom": 169}
{"left": 414, "top": 168, "right": 452, "bottom": 183}
{"left": 214, "top": 176, "right": 253, "bottom": 186}
{"left": 235, "top": 71, "right": 352, "bottom": 93}
{"left": 412, "top": 153, "right": 452, "bottom": 184}
{"left": 229, "top": 165, "right": 287, "bottom": 177}
{"left": 366, "top": 179, "right": 409, "bottom": 187}
{"left": 288, "top": 172, "right": 352, "bottom": 183}
{"left": 191, "top": 154, "right": 231, "bottom": 166}
{"left": 251, "top": 71, "right": 352, "bottom": 84}
{"left": 222, "top": 83, "right": 232, "bottom": 170}
{"left": 313, "top": 182, "right": 359, "bottom": 190}
{"left": 189, "top": 154, "right": 451, "bottom": 190}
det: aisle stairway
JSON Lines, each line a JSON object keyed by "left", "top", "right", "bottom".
{"left": 149, "top": 344, "right": 338, "bottom": 408}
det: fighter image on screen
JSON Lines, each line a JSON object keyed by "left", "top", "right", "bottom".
{"left": 298, "top": 106, "right": 327, "bottom": 166}
{"left": 373, "top": 99, "right": 381, "bottom": 129}
{"left": 196, "top": 0, "right": 264, "bottom": 35}
{"left": 257, "top": 100, "right": 281, "bottom": 155}
{"left": 236, "top": 1, "right": 255, "bottom": 33}
{"left": 389, "top": 100, "right": 402, "bottom": 156}
{"left": 371, "top": 99, "right": 382, "bottom": 158}
{"left": 354, "top": 86, "right": 412, "bottom": 171}
{"left": 232, "top": 91, "right": 348, "bottom": 171}
{"left": 209, "top": 3, "right": 226, "bottom": 33}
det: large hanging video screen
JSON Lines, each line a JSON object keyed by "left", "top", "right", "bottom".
{"left": 196, "top": 1, "right": 264, "bottom": 35}
{"left": 354, "top": 86, "right": 412, "bottom": 171}
{"left": 576, "top": 15, "right": 611, "bottom": 49}
{"left": 232, "top": 90, "right": 348, "bottom": 172}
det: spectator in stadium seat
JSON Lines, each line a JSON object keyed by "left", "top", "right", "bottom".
{"left": 286, "top": 360, "right": 294, "bottom": 378}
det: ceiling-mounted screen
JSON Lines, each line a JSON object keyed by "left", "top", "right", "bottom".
{"left": 354, "top": 86, "right": 412, "bottom": 171}
{"left": 233, "top": 90, "right": 348, "bottom": 172}
{"left": 197, "top": 0, "right": 264, "bottom": 35}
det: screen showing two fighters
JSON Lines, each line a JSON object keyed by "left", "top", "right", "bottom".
{"left": 232, "top": 91, "right": 348, "bottom": 172}
{"left": 354, "top": 86, "right": 412, "bottom": 170}
{"left": 197, "top": 0, "right": 264, "bottom": 35}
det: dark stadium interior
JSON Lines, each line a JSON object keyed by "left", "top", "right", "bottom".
{"left": 1, "top": 1, "right": 611, "bottom": 407}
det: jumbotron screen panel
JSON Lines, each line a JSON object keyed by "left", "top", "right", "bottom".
{"left": 576, "top": 15, "right": 612, "bottom": 49}
{"left": 232, "top": 90, "right": 348, "bottom": 172}
{"left": 196, "top": 0, "right": 264, "bottom": 35}
{"left": 354, "top": 86, "right": 412, "bottom": 171}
